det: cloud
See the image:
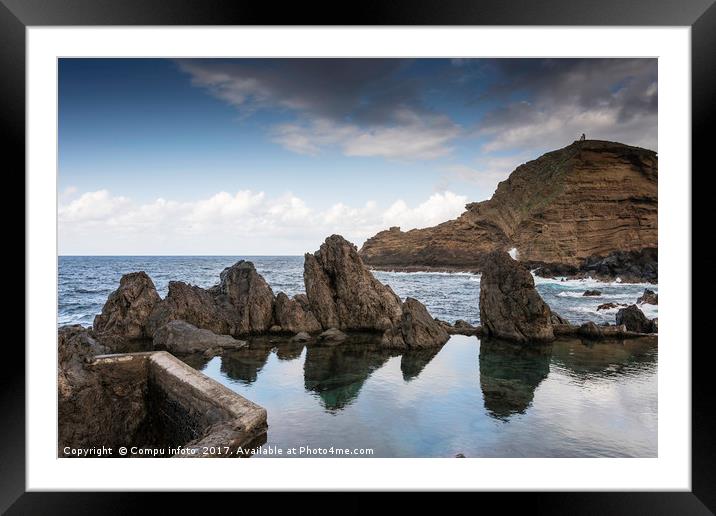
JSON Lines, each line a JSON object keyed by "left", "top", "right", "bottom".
{"left": 382, "top": 191, "right": 468, "bottom": 230}
{"left": 473, "top": 58, "right": 658, "bottom": 152}
{"left": 437, "top": 155, "right": 530, "bottom": 200}
{"left": 271, "top": 111, "right": 460, "bottom": 160}
{"left": 59, "top": 189, "right": 469, "bottom": 255}
{"left": 177, "top": 59, "right": 461, "bottom": 160}
{"left": 59, "top": 190, "right": 131, "bottom": 223}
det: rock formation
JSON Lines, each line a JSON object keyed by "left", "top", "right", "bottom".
{"left": 597, "top": 302, "right": 627, "bottom": 311}
{"left": 637, "top": 288, "right": 658, "bottom": 305}
{"left": 304, "top": 235, "right": 449, "bottom": 349}
{"left": 304, "top": 235, "right": 403, "bottom": 332}
{"left": 208, "top": 260, "right": 276, "bottom": 333}
{"left": 479, "top": 251, "right": 554, "bottom": 343}
{"left": 317, "top": 328, "right": 348, "bottom": 345}
{"left": 359, "top": 140, "right": 657, "bottom": 282}
{"left": 583, "top": 290, "right": 601, "bottom": 296}
{"left": 273, "top": 292, "right": 322, "bottom": 334}
{"left": 382, "top": 297, "right": 450, "bottom": 349}
{"left": 152, "top": 320, "right": 247, "bottom": 355}
{"left": 147, "top": 261, "right": 275, "bottom": 337}
{"left": 93, "top": 272, "right": 161, "bottom": 347}
{"left": 616, "top": 305, "right": 657, "bottom": 333}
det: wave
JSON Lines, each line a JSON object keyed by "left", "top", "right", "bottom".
{"left": 555, "top": 292, "right": 647, "bottom": 299}
{"left": 372, "top": 269, "right": 479, "bottom": 278}
{"left": 532, "top": 273, "right": 656, "bottom": 288}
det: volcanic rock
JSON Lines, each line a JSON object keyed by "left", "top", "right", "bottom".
{"left": 597, "top": 302, "right": 628, "bottom": 311}
{"left": 637, "top": 288, "right": 658, "bottom": 305}
{"left": 583, "top": 290, "right": 602, "bottom": 296}
{"left": 305, "top": 235, "right": 449, "bottom": 349}
{"left": 273, "top": 292, "right": 322, "bottom": 333}
{"left": 208, "top": 260, "right": 276, "bottom": 333}
{"left": 152, "top": 320, "right": 247, "bottom": 354}
{"left": 479, "top": 251, "right": 554, "bottom": 343}
{"left": 290, "top": 331, "right": 312, "bottom": 343}
{"left": 359, "top": 140, "right": 657, "bottom": 281}
{"left": 147, "top": 261, "right": 275, "bottom": 337}
{"left": 317, "top": 328, "right": 348, "bottom": 345}
{"left": 382, "top": 297, "right": 450, "bottom": 349}
{"left": 147, "top": 281, "right": 232, "bottom": 336}
{"left": 93, "top": 272, "right": 161, "bottom": 345}
{"left": 304, "top": 235, "right": 403, "bottom": 331}
{"left": 616, "top": 305, "right": 657, "bottom": 333}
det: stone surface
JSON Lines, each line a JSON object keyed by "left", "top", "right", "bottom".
{"left": 59, "top": 347, "right": 267, "bottom": 457}
{"left": 616, "top": 305, "right": 657, "bottom": 333}
{"left": 583, "top": 290, "right": 601, "bottom": 296}
{"left": 58, "top": 325, "right": 145, "bottom": 453}
{"left": 578, "top": 321, "right": 603, "bottom": 339}
{"left": 152, "top": 320, "right": 247, "bottom": 354}
{"left": 304, "top": 235, "right": 448, "bottom": 349}
{"left": 597, "top": 302, "right": 628, "bottom": 311}
{"left": 479, "top": 251, "right": 554, "bottom": 343}
{"left": 317, "top": 328, "right": 348, "bottom": 345}
{"left": 290, "top": 331, "right": 312, "bottom": 343}
{"left": 637, "top": 288, "right": 658, "bottom": 305}
{"left": 148, "top": 281, "right": 232, "bottom": 336}
{"left": 382, "top": 297, "right": 450, "bottom": 349}
{"left": 359, "top": 140, "right": 657, "bottom": 281}
{"left": 93, "top": 272, "right": 161, "bottom": 345}
{"left": 273, "top": 292, "right": 322, "bottom": 333}
{"left": 208, "top": 260, "right": 276, "bottom": 333}
{"left": 147, "top": 261, "right": 275, "bottom": 337}
{"left": 304, "top": 235, "right": 403, "bottom": 331}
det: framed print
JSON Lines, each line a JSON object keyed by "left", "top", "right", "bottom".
{"left": 6, "top": 0, "right": 714, "bottom": 512}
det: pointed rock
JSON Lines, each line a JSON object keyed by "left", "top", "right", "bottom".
{"left": 479, "top": 251, "right": 554, "bottom": 343}
{"left": 93, "top": 272, "right": 161, "bottom": 344}
{"left": 304, "top": 235, "right": 403, "bottom": 331}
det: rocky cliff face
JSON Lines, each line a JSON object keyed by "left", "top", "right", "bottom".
{"left": 359, "top": 140, "right": 657, "bottom": 278}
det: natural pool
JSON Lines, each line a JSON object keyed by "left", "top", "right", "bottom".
{"left": 183, "top": 333, "right": 658, "bottom": 458}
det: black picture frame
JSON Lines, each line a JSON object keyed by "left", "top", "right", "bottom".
{"left": 5, "top": 0, "right": 713, "bottom": 512}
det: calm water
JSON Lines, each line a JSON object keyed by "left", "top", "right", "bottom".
{"left": 58, "top": 256, "right": 658, "bottom": 457}
{"left": 187, "top": 333, "right": 657, "bottom": 458}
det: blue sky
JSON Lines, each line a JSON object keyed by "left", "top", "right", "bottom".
{"left": 58, "top": 58, "right": 657, "bottom": 255}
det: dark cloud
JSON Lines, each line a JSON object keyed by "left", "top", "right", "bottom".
{"left": 177, "top": 58, "right": 658, "bottom": 155}
{"left": 177, "top": 58, "right": 431, "bottom": 125}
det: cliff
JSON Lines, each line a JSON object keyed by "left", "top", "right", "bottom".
{"left": 359, "top": 140, "right": 657, "bottom": 279}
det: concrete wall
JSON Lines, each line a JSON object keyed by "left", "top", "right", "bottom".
{"left": 59, "top": 351, "right": 267, "bottom": 457}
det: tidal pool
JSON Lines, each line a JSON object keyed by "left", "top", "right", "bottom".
{"left": 184, "top": 333, "right": 657, "bottom": 458}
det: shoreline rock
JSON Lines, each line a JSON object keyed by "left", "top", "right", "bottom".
{"left": 305, "top": 235, "right": 449, "bottom": 349}
{"left": 152, "top": 320, "right": 247, "bottom": 355}
{"left": 637, "top": 288, "right": 658, "bottom": 305}
{"left": 479, "top": 251, "right": 554, "bottom": 343}
{"left": 616, "top": 305, "right": 658, "bottom": 334}
{"left": 93, "top": 272, "right": 161, "bottom": 348}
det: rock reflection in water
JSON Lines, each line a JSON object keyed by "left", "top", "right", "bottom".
{"left": 549, "top": 336, "right": 658, "bottom": 382}
{"left": 479, "top": 338, "right": 552, "bottom": 420}
{"left": 220, "top": 345, "right": 273, "bottom": 385}
{"left": 303, "top": 338, "right": 400, "bottom": 412}
{"left": 400, "top": 348, "right": 441, "bottom": 381}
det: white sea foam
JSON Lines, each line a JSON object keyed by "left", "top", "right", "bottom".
{"left": 532, "top": 273, "right": 655, "bottom": 288}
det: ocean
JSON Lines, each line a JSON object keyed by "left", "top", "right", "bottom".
{"left": 58, "top": 255, "right": 657, "bottom": 328}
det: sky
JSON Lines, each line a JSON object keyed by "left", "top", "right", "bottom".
{"left": 58, "top": 58, "right": 657, "bottom": 255}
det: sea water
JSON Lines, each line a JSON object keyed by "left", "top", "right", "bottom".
{"left": 58, "top": 256, "right": 658, "bottom": 457}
